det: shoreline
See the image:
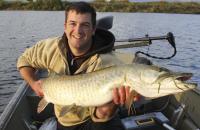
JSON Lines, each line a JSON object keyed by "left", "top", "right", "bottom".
{"left": 0, "top": 1, "right": 200, "bottom": 14}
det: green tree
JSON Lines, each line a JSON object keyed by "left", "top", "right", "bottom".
{"left": 0, "top": 0, "right": 4, "bottom": 8}
{"left": 34, "top": 0, "right": 63, "bottom": 10}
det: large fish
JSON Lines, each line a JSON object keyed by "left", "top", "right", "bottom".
{"left": 37, "top": 63, "right": 197, "bottom": 113}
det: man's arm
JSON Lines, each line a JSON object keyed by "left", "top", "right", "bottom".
{"left": 19, "top": 67, "right": 44, "bottom": 97}
{"left": 17, "top": 39, "right": 52, "bottom": 97}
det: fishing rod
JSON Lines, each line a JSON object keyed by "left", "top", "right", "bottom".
{"left": 114, "top": 32, "right": 177, "bottom": 59}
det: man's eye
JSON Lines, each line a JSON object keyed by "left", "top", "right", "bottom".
{"left": 83, "top": 24, "right": 89, "bottom": 27}
{"left": 82, "top": 24, "right": 90, "bottom": 29}
{"left": 68, "top": 23, "right": 76, "bottom": 27}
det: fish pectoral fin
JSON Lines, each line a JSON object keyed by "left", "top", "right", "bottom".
{"left": 59, "top": 104, "right": 76, "bottom": 117}
{"left": 125, "top": 90, "right": 137, "bottom": 116}
{"left": 37, "top": 98, "right": 49, "bottom": 113}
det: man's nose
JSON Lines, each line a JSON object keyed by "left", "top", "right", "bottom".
{"left": 75, "top": 25, "right": 83, "bottom": 34}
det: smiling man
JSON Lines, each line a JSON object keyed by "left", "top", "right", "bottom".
{"left": 17, "top": 2, "right": 135, "bottom": 130}
{"left": 65, "top": 10, "right": 95, "bottom": 56}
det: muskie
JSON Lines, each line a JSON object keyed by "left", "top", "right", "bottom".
{"left": 37, "top": 64, "right": 197, "bottom": 113}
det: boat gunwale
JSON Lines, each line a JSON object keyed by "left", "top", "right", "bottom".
{"left": 0, "top": 81, "right": 29, "bottom": 130}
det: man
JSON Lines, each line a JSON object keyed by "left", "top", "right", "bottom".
{"left": 17, "top": 2, "right": 138, "bottom": 130}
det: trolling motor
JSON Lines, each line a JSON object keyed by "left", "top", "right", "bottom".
{"left": 96, "top": 16, "right": 177, "bottom": 59}
{"left": 114, "top": 32, "right": 176, "bottom": 59}
{"left": 135, "top": 32, "right": 176, "bottom": 59}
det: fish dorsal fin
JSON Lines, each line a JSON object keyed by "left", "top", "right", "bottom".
{"left": 59, "top": 104, "right": 76, "bottom": 117}
{"left": 37, "top": 98, "right": 49, "bottom": 113}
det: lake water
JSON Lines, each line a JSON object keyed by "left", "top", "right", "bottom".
{"left": 0, "top": 11, "right": 200, "bottom": 115}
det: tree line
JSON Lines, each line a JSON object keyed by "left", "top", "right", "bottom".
{"left": 0, "top": 0, "right": 200, "bottom": 14}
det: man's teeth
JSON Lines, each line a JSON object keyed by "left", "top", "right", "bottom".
{"left": 73, "top": 35, "right": 81, "bottom": 39}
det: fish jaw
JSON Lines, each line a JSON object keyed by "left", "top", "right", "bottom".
{"left": 160, "top": 72, "right": 197, "bottom": 94}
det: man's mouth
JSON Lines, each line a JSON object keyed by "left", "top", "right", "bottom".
{"left": 73, "top": 35, "right": 82, "bottom": 39}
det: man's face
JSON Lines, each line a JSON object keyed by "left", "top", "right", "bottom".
{"left": 65, "top": 10, "right": 95, "bottom": 54}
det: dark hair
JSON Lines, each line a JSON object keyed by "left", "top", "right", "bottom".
{"left": 65, "top": 2, "right": 96, "bottom": 27}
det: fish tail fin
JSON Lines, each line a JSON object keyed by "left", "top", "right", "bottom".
{"left": 37, "top": 98, "right": 49, "bottom": 113}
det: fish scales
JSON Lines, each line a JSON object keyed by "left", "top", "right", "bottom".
{"left": 40, "top": 64, "right": 197, "bottom": 108}
{"left": 42, "top": 66, "right": 125, "bottom": 106}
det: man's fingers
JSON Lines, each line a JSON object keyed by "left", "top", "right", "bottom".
{"left": 39, "top": 86, "right": 44, "bottom": 97}
{"left": 32, "top": 80, "right": 44, "bottom": 97}
{"left": 36, "top": 89, "right": 44, "bottom": 97}
{"left": 113, "top": 86, "right": 132, "bottom": 105}
{"left": 119, "top": 86, "right": 126, "bottom": 104}
{"left": 113, "top": 88, "right": 120, "bottom": 104}
{"left": 39, "top": 91, "right": 44, "bottom": 97}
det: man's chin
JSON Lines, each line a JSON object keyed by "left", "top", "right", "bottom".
{"left": 72, "top": 39, "right": 84, "bottom": 45}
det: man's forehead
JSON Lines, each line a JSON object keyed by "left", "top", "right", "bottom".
{"left": 67, "top": 10, "right": 92, "bottom": 20}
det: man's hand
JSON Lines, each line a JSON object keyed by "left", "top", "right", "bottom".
{"left": 95, "top": 86, "right": 135, "bottom": 119}
{"left": 19, "top": 67, "right": 44, "bottom": 97}
{"left": 30, "top": 80, "right": 44, "bottom": 97}
{"left": 113, "top": 86, "right": 141, "bottom": 104}
{"left": 113, "top": 86, "right": 130, "bottom": 105}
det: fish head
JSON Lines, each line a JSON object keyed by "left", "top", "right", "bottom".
{"left": 154, "top": 72, "right": 197, "bottom": 97}
{"left": 127, "top": 64, "right": 197, "bottom": 98}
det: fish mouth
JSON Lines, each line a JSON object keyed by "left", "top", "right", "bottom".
{"left": 175, "top": 73, "right": 197, "bottom": 89}
{"left": 176, "top": 73, "right": 193, "bottom": 81}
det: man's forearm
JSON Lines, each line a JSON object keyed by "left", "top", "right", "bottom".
{"left": 19, "top": 67, "right": 44, "bottom": 96}
{"left": 19, "top": 67, "right": 37, "bottom": 86}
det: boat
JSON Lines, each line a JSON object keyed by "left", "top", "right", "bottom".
{"left": 0, "top": 16, "right": 199, "bottom": 130}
